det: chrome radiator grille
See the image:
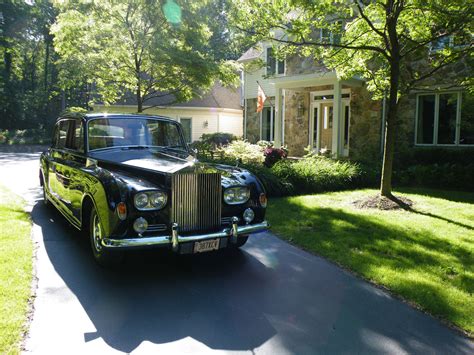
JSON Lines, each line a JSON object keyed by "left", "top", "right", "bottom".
{"left": 171, "top": 173, "right": 222, "bottom": 232}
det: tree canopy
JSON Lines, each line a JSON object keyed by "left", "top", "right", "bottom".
{"left": 51, "top": 0, "right": 239, "bottom": 112}
{"left": 230, "top": 0, "right": 473, "bottom": 196}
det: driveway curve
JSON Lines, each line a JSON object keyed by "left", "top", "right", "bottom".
{"left": 0, "top": 148, "right": 472, "bottom": 354}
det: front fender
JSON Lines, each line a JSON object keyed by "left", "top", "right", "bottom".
{"left": 80, "top": 166, "right": 125, "bottom": 236}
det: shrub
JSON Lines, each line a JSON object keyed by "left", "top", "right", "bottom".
{"left": 218, "top": 140, "right": 265, "bottom": 164}
{"left": 191, "top": 132, "right": 238, "bottom": 157}
{"left": 395, "top": 163, "right": 474, "bottom": 190}
{"left": 200, "top": 156, "right": 293, "bottom": 197}
{"left": 264, "top": 146, "right": 288, "bottom": 167}
{"left": 272, "top": 155, "right": 362, "bottom": 194}
{"left": 0, "top": 128, "right": 49, "bottom": 145}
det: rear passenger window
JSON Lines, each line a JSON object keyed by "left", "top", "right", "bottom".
{"left": 57, "top": 121, "right": 69, "bottom": 148}
{"left": 70, "top": 120, "right": 84, "bottom": 152}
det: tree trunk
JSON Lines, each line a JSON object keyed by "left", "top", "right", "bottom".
{"left": 136, "top": 85, "right": 143, "bottom": 113}
{"left": 380, "top": 59, "right": 400, "bottom": 197}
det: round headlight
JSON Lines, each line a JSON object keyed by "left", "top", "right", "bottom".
{"left": 133, "top": 217, "right": 148, "bottom": 234}
{"left": 149, "top": 191, "right": 167, "bottom": 209}
{"left": 224, "top": 187, "right": 250, "bottom": 205}
{"left": 243, "top": 208, "right": 255, "bottom": 223}
{"left": 134, "top": 193, "right": 148, "bottom": 209}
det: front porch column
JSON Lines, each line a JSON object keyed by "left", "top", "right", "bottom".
{"left": 332, "top": 80, "right": 342, "bottom": 157}
{"left": 274, "top": 87, "right": 283, "bottom": 147}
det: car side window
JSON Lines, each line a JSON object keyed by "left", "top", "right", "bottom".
{"left": 67, "top": 119, "right": 84, "bottom": 152}
{"left": 57, "top": 120, "right": 69, "bottom": 149}
{"left": 51, "top": 124, "right": 59, "bottom": 147}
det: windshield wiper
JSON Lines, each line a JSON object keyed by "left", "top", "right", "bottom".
{"left": 161, "top": 146, "right": 188, "bottom": 153}
{"left": 120, "top": 145, "right": 151, "bottom": 150}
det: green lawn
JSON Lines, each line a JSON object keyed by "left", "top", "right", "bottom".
{"left": 267, "top": 188, "right": 474, "bottom": 336}
{"left": 0, "top": 185, "right": 33, "bottom": 354}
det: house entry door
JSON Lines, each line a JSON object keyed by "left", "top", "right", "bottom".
{"left": 319, "top": 103, "right": 333, "bottom": 151}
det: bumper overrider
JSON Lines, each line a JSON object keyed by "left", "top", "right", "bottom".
{"left": 101, "top": 219, "right": 270, "bottom": 250}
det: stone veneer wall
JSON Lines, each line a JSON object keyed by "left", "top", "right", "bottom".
{"left": 285, "top": 54, "right": 329, "bottom": 76}
{"left": 245, "top": 98, "right": 260, "bottom": 143}
{"left": 393, "top": 94, "right": 417, "bottom": 160}
{"left": 348, "top": 86, "right": 382, "bottom": 163}
{"left": 284, "top": 90, "right": 310, "bottom": 156}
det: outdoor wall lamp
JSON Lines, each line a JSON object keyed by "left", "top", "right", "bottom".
{"left": 297, "top": 100, "right": 306, "bottom": 116}
{"left": 203, "top": 120, "right": 208, "bottom": 128}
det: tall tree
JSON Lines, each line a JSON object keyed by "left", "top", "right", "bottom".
{"left": 52, "top": 0, "right": 238, "bottom": 112}
{"left": 1, "top": 0, "right": 61, "bottom": 130}
{"left": 231, "top": 0, "right": 473, "bottom": 198}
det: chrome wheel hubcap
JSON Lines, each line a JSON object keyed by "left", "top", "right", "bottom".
{"left": 92, "top": 214, "right": 103, "bottom": 252}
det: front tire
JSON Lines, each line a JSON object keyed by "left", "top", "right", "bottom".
{"left": 89, "top": 207, "right": 123, "bottom": 267}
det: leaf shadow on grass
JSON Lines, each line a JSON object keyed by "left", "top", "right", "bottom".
{"left": 397, "top": 188, "right": 474, "bottom": 205}
{"left": 406, "top": 208, "right": 474, "bottom": 231}
{"left": 389, "top": 194, "right": 474, "bottom": 231}
{"left": 269, "top": 199, "right": 474, "bottom": 335}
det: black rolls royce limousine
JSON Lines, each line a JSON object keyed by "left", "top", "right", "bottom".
{"left": 40, "top": 113, "right": 269, "bottom": 266}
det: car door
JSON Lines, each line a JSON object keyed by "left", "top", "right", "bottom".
{"left": 48, "top": 120, "right": 69, "bottom": 204}
{"left": 64, "top": 118, "right": 87, "bottom": 222}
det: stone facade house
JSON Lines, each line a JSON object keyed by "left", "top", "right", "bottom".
{"left": 239, "top": 43, "right": 474, "bottom": 162}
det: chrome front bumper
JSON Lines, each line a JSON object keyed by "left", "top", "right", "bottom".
{"left": 101, "top": 220, "right": 270, "bottom": 249}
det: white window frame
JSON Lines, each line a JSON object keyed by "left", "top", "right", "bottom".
{"left": 179, "top": 117, "right": 193, "bottom": 143}
{"left": 414, "top": 91, "right": 474, "bottom": 146}
{"left": 265, "top": 46, "right": 285, "bottom": 76}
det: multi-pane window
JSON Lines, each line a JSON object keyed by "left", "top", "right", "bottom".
{"left": 416, "top": 91, "right": 474, "bottom": 146}
{"left": 266, "top": 48, "right": 285, "bottom": 75}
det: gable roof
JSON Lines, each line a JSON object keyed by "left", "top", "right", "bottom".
{"left": 237, "top": 47, "right": 262, "bottom": 62}
{"left": 105, "top": 82, "right": 242, "bottom": 110}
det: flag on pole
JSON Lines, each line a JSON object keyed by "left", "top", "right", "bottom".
{"left": 256, "top": 83, "right": 267, "bottom": 113}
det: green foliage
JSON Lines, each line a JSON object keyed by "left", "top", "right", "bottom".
{"left": 201, "top": 155, "right": 293, "bottom": 197}
{"left": 0, "top": 129, "right": 49, "bottom": 145}
{"left": 231, "top": 0, "right": 473, "bottom": 97}
{"left": 0, "top": 0, "right": 63, "bottom": 130}
{"left": 396, "top": 163, "right": 474, "bottom": 190}
{"left": 191, "top": 132, "right": 239, "bottom": 155}
{"left": 230, "top": 0, "right": 473, "bottom": 196}
{"left": 218, "top": 140, "right": 265, "bottom": 164}
{"left": 51, "top": 0, "right": 239, "bottom": 111}
{"left": 267, "top": 188, "right": 474, "bottom": 334}
{"left": 272, "top": 156, "right": 362, "bottom": 194}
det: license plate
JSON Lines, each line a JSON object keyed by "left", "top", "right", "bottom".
{"left": 194, "top": 239, "right": 220, "bottom": 253}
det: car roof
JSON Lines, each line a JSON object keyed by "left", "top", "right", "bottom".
{"left": 57, "top": 112, "right": 177, "bottom": 124}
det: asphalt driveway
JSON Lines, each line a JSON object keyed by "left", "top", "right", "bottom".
{"left": 0, "top": 148, "right": 472, "bottom": 354}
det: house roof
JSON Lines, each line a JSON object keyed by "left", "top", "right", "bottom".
{"left": 103, "top": 82, "right": 242, "bottom": 110}
{"left": 237, "top": 47, "right": 262, "bottom": 62}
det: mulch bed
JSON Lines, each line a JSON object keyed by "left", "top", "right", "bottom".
{"left": 353, "top": 194, "right": 414, "bottom": 210}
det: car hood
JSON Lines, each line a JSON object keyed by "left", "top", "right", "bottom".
{"left": 89, "top": 148, "right": 250, "bottom": 187}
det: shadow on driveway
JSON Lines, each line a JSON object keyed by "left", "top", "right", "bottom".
{"left": 29, "top": 200, "right": 474, "bottom": 354}
{"left": 31, "top": 202, "right": 277, "bottom": 353}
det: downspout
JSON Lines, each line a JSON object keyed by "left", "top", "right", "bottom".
{"left": 380, "top": 91, "right": 387, "bottom": 158}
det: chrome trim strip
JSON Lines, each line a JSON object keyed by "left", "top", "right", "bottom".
{"left": 101, "top": 221, "right": 270, "bottom": 249}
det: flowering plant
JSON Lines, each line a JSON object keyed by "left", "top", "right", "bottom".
{"left": 264, "top": 146, "right": 288, "bottom": 167}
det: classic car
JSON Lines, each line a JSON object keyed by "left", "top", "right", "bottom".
{"left": 39, "top": 113, "right": 269, "bottom": 266}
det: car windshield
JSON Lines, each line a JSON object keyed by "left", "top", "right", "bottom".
{"left": 88, "top": 117, "right": 187, "bottom": 152}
